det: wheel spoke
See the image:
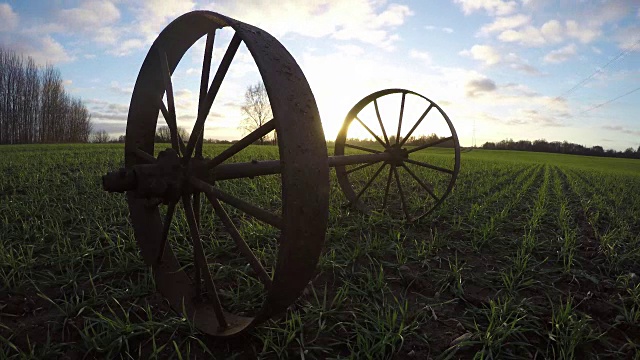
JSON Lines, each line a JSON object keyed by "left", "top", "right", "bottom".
{"left": 404, "top": 158, "right": 454, "bottom": 175}
{"left": 190, "top": 177, "right": 282, "bottom": 228}
{"left": 196, "top": 31, "right": 215, "bottom": 159}
{"left": 396, "top": 92, "right": 406, "bottom": 144}
{"left": 352, "top": 162, "right": 387, "bottom": 204}
{"left": 407, "top": 136, "right": 454, "bottom": 154}
{"left": 158, "top": 100, "right": 186, "bottom": 155}
{"left": 193, "top": 192, "right": 201, "bottom": 228}
{"left": 158, "top": 49, "right": 186, "bottom": 155}
{"left": 182, "top": 195, "right": 228, "bottom": 329}
{"left": 344, "top": 143, "right": 382, "bottom": 154}
{"left": 354, "top": 116, "right": 388, "bottom": 148}
{"left": 206, "top": 119, "right": 276, "bottom": 169}
{"left": 206, "top": 119, "right": 275, "bottom": 169}
{"left": 346, "top": 161, "right": 379, "bottom": 175}
{"left": 381, "top": 164, "right": 394, "bottom": 211}
{"left": 155, "top": 201, "right": 177, "bottom": 264}
{"left": 185, "top": 34, "right": 242, "bottom": 161}
{"left": 135, "top": 148, "right": 157, "bottom": 163}
{"left": 399, "top": 103, "right": 434, "bottom": 147}
{"left": 393, "top": 166, "right": 411, "bottom": 220}
{"left": 373, "top": 99, "right": 390, "bottom": 146}
{"left": 401, "top": 164, "right": 439, "bottom": 201}
{"left": 207, "top": 195, "right": 273, "bottom": 288}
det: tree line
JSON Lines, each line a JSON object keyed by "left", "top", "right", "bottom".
{"left": 102, "top": 126, "right": 190, "bottom": 144}
{"left": 0, "top": 47, "right": 92, "bottom": 145}
{"left": 345, "top": 133, "right": 455, "bottom": 148}
{"left": 482, "top": 139, "right": 640, "bottom": 159}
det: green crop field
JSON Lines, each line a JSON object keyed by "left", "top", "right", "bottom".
{"left": 1, "top": 144, "right": 639, "bottom": 359}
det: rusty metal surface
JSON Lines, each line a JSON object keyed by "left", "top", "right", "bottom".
{"left": 105, "top": 151, "right": 398, "bottom": 192}
{"left": 334, "top": 89, "right": 461, "bottom": 222}
{"left": 102, "top": 9, "right": 464, "bottom": 339}
{"left": 121, "top": 11, "right": 329, "bottom": 336}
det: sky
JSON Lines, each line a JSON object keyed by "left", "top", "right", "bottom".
{"left": 0, "top": 0, "right": 638, "bottom": 150}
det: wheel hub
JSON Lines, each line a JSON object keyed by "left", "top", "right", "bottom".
{"left": 384, "top": 144, "right": 408, "bottom": 166}
{"left": 102, "top": 148, "right": 211, "bottom": 202}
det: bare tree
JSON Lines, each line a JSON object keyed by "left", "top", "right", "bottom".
{"left": 68, "top": 98, "right": 92, "bottom": 142}
{"left": 239, "top": 82, "right": 273, "bottom": 145}
{"left": 0, "top": 46, "right": 92, "bottom": 145}
{"left": 92, "top": 130, "right": 110, "bottom": 143}
{"left": 155, "top": 125, "right": 189, "bottom": 143}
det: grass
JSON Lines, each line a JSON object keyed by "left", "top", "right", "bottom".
{"left": 1, "top": 144, "right": 639, "bottom": 359}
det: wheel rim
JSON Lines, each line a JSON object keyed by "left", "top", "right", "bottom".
{"left": 334, "top": 89, "right": 460, "bottom": 222}
{"left": 123, "top": 11, "right": 329, "bottom": 336}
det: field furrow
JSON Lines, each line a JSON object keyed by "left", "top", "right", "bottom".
{"left": 2, "top": 145, "right": 640, "bottom": 359}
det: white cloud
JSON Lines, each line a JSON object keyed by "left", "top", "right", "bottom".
{"left": 488, "top": 14, "right": 607, "bottom": 47}
{"left": 129, "top": 0, "right": 196, "bottom": 44}
{"left": 540, "top": 20, "right": 563, "bottom": 43}
{"left": 87, "top": 99, "right": 129, "bottom": 135}
{"left": 602, "top": 125, "right": 640, "bottom": 136}
{"left": 336, "top": 44, "right": 366, "bottom": 57}
{"left": 498, "top": 26, "right": 546, "bottom": 46}
{"left": 109, "top": 39, "right": 145, "bottom": 57}
{"left": 478, "top": 14, "right": 530, "bottom": 35}
{"left": 1, "top": 1, "right": 123, "bottom": 59}
{"left": 520, "top": 0, "right": 548, "bottom": 10}
{"left": 591, "top": 1, "right": 635, "bottom": 23}
{"left": 454, "top": 0, "right": 518, "bottom": 16}
{"left": 298, "top": 46, "right": 488, "bottom": 139}
{"left": 109, "top": 81, "right": 133, "bottom": 96}
{"left": 186, "top": 67, "right": 200, "bottom": 76}
{"left": 206, "top": 0, "right": 413, "bottom": 51}
{"left": 330, "top": 2, "right": 413, "bottom": 50}
{"left": 173, "top": 88, "right": 199, "bottom": 114}
{"left": 565, "top": 20, "right": 600, "bottom": 43}
{"left": 0, "top": 3, "right": 18, "bottom": 32}
{"left": 45, "top": 1, "right": 123, "bottom": 48}
{"left": 90, "top": 0, "right": 196, "bottom": 56}
{"left": 508, "top": 108, "right": 568, "bottom": 127}
{"left": 613, "top": 26, "right": 640, "bottom": 51}
{"left": 1, "top": 34, "right": 73, "bottom": 65}
{"left": 494, "top": 19, "right": 566, "bottom": 47}
{"left": 507, "top": 61, "right": 541, "bottom": 75}
{"left": 426, "top": 25, "right": 454, "bottom": 33}
{"left": 58, "top": 1, "right": 120, "bottom": 32}
{"left": 460, "top": 45, "right": 541, "bottom": 74}
{"left": 460, "top": 45, "right": 501, "bottom": 65}
{"left": 48, "top": 0, "right": 197, "bottom": 56}
{"left": 466, "top": 77, "right": 497, "bottom": 97}
{"left": 92, "top": 27, "right": 120, "bottom": 46}
{"left": 87, "top": 99, "right": 129, "bottom": 119}
{"left": 477, "top": 85, "right": 570, "bottom": 127}
{"left": 543, "top": 43, "right": 577, "bottom": 63}
{"left": 410, "top": 49, "right": 431, "bottom": 64}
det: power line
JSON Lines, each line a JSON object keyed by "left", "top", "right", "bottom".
{"left": 579, "top": 85, "right": 640, "bottom": 115}
{"left": 555, "top": 39, "right": 639, "bottom": 101}
{"left": 526, "top": 39, "right": 640, "bottom": 121}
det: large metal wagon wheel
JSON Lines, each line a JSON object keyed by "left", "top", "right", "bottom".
{"left": 334, "top": 89, "right": 460, "bottom": 222}
{"left": 119, "top": 11, "right": 329, "bottom": 336}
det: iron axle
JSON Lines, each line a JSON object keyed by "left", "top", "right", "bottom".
{"left": 103, "top": 151, "right": 397, "bottom": 194}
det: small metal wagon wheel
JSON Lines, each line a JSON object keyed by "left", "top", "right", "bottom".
{"left": 111, "top": 11, "right": 329, "bottom": 336}
{"left": 334, "top": 89, "right": 461, "bottom": 222}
